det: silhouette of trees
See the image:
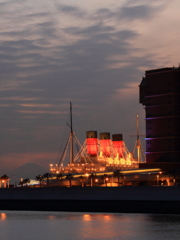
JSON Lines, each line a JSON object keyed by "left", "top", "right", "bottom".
{"left": 43, "top": 173, "right": 51, "bottom": 187}
{"left": 66, "top": 173, "right": 74, "bottom": 187}
{"left": 57, "top": 173, "right": 64, "bottom": 186}
{"left": 102, "top": 174, "right": 109, "bottom": 187}
{"left": 169, "top": 168, "right": 180, "bottom": 185}
{"left": 78, "top": 175, "right": 85, "bottom": 187}
{"left": 89, "top": 173, "right": 95, "bottom": 187}
{"left": 113, "top": 170, "right": 123, "bottom": 186}
{"left": 19, "top": 178, "right": 30, "bottom": 187}
{"left": 36, "top": 175, "right": 43, "bottom": 187}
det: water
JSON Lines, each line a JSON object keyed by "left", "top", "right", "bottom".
{"left": 0, "top": 211, "right": 180, "bottom": 240}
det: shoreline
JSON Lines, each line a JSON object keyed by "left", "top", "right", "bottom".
{"left": 1, "top": 186, "right": 180, "bottom": 214}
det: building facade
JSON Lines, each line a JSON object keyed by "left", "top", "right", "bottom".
{"left": 139, "top": 67, "right": 180, "bottom": 163}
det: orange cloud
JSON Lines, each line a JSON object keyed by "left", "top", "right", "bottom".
{"left": 18, "top": 110, "right": 60, "bottom": 114}
{"left": 19, "top": 104, "right": 54, "bottom": 108}
{"left": 1, "top": 97, "right": 42, "bottom": 101}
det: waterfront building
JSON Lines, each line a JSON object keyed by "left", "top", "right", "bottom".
{"left": 0, "top": 175, "right": 10, "bottom": 188}
{"left": 139, "top": 67, "right": 180, "bottom": 163}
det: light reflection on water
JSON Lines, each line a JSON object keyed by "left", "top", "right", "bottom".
{"left": 0, "top": 211, "right": 180, "bottom": 240}
{"left": 0, "top": 212, "right": 7, "bottom": 220}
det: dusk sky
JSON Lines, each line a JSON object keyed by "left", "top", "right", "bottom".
{"left": 0, "top": 0, "right": 179, "bottom": 173}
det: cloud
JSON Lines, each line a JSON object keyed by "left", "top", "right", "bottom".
{"left": 0, "top": 0, "right": 177, "bottom": 172}
{"left": 57, "top": 4, "right": 86, "bottom": 18}
{"left": 118, "top": 5, "right": 161, "bottom": 20}
{"left": 95, "top": 2, "right": 166, "bottom": 22}
{"left": 94, "top": 8, "right": 113, "bottom": 20}
{"left": 17, "top": 110, "right": 60, "bottom": 114}
{"left": 19, "top": 104, "right": 53, "bottom": 108}
{"left": 1, "top": 97, "right": 42, "bottom": 101}
{"left": 0, "top": 16, "right": 152, "bottom": 139}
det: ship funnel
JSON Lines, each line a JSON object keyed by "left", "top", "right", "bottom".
{"left": 112, "top": 134, "right": 123, "bottom": 158}
{"left": 99, "top": 132, "right": 111, "bottom": 157}
{"left": 86, "top": 131, "right": 98, "bottom": 156}
{"left": 112, "top": 134, "right": 123, "bottom": 141}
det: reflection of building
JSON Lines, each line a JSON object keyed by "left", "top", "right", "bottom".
{"left": 139, "top": 67, "right": 180, "bottom": 163}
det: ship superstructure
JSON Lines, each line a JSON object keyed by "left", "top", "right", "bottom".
{"left": 50, "top": 130, "right": 139, "bottom": 174}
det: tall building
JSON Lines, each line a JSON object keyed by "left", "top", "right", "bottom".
{"left": 139, "top": 67, "right": 180, "bottom": 163}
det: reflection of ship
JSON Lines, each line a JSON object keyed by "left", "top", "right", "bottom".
{"left": 50, "top": 103, "right": 142, "bottom": 174}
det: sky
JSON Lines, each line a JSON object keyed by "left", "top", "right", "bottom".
{"left": 0, "top": 0, "right": 180, "bottom": 174}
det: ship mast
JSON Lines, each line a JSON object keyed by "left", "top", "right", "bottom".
{"left": 70, "top": 102, "right": 74, "bottom": 164}
{"left": 132, "top": 113, "right": 146, "bottom": 163}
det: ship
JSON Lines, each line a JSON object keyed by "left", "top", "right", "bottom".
{"left": 50, "top": 103, "right": 144, "bottom": 175}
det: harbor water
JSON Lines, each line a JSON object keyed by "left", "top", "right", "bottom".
{"left": 0, "top": 211, "right": 180, "bottom": 240}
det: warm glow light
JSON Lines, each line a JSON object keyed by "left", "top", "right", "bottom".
{"left": 0, "top": 213, "right": 7, "bottom": 220}
{"left": 83, "top": 214, "right": 91, "bottom": 221}
{"left": 100, "top": 139, "right": 111, "bottom": 157}
{"left": 48, "top": 215, "right": 56, "bottom": 220}
{"left": 104, "top": 215, "right": 111, "bottom": 221}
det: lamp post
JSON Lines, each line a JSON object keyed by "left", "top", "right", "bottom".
{"left": 157, "top": 174, "right": 159, "bottom": 186}
{"left": 157, "top": 171, "right": 162, "bottom": 186}
{"left": 105, "top": 178, "right": 108, "bottom": 187}
{"left": 86, "top": 173, "right": 89, "bottom": 186}
{"left": 90, "top": 177, "right": 93, "bottom": 187}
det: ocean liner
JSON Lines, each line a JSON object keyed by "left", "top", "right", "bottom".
{"left": 50, "top": 103, "right": 144, "bottom": 175}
